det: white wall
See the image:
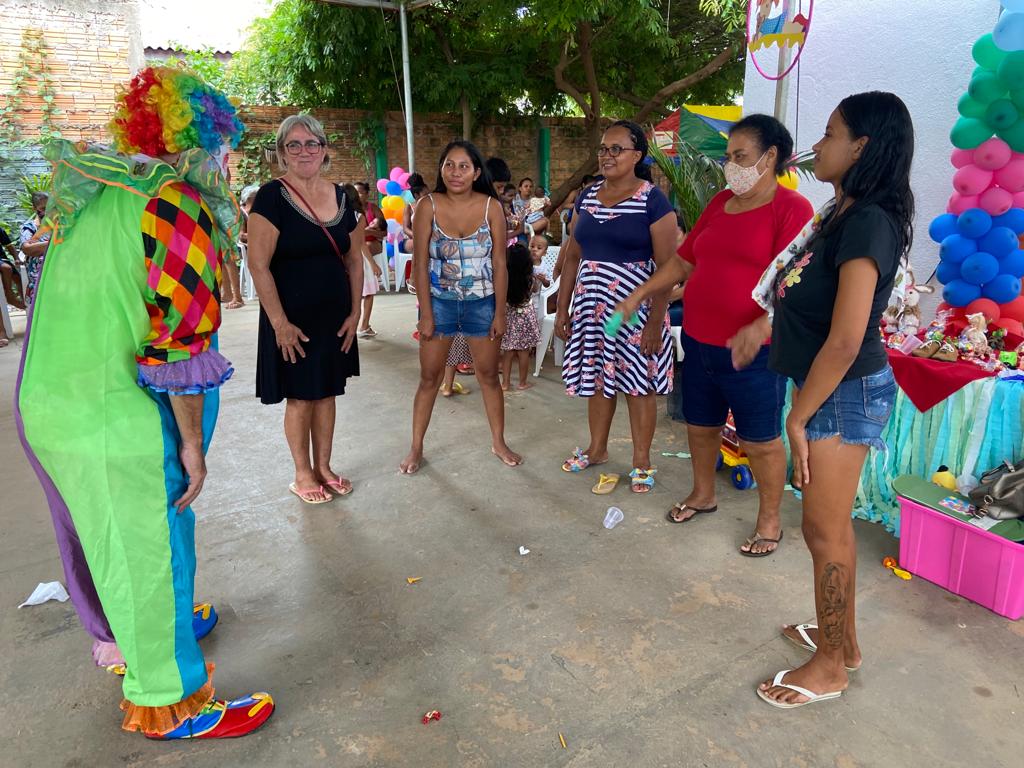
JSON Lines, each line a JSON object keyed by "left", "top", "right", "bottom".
{"left": 742, "top": 0, "right": 1003, "bottom": 277}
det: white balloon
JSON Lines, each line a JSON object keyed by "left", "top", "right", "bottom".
{"left": 994, "top": 12, "right": 1024, "bottom": 52}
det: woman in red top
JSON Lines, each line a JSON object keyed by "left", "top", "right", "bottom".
{"left": 617, "top": 115, "right": 812, "bottom": 556}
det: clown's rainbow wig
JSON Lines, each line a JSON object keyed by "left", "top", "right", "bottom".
{"left": 110, "top": 66, "right": 244, "bottom": 157}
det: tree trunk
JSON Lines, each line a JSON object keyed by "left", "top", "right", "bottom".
{"left": 461, "top": 92, "right": 472, "bottom": 140}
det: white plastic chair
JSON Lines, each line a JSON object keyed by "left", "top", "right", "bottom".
{"left": 394, "top": 247, "right": 413, "bottom": 292}
{"left": 237, "top": 242, "right": 256, "bottom": 300}
{"left": 534, "top": 275, "right": 565, "bottom": 377}
{"left": 0, "top": 297, "right": 13, "bottom": 339}
{"left": 670, "top": 325, "right": 684, "bottom": 361}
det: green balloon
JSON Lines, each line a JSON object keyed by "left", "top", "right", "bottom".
{"left": 974, "top": 33, "right": 1007, "bottom": 70}
{"left": 1011, "top": 88, "right": 1024, "bottom": 111}
{"left": 998, "top": 50, "right": 1024, "bottom": 91}
{"left": 999, "top": 119, "right": 1024, "bottom": 152}
{"left": 952, "top": 117, "right": 994, "bottom": 149}
{"left": 970, "top": 70, "right": 1007, "bottom": 104}
{"left": 959, "top": 92, "right": 988, "bottom": 119}
{"left": 987, "top": 98, "right": 1020, "bottom": 129}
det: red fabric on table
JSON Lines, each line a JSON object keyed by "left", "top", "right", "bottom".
{"left": 888, "top": 349, "right": 993, "bottom": 412}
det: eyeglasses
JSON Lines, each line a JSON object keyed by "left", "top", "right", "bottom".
{"left": 284, "top": 140, "right": 325, "bottom": 155}
{"left": 596, "top": 144, "right": 638, "bottom": 158}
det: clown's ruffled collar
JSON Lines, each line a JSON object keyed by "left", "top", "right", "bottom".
{"left": 43, "top": 139, "right": 242, "bottom": 246}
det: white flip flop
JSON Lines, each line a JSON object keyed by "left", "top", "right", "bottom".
{"left": 756, "top": 669, "right": 844, "bottom": 709}
{"left": 782, "top": 623, "right": 860, "bottom": 672}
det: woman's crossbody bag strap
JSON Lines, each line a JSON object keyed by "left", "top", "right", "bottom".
{"left": 279, "top": 178, "right": 344, "bottom": 261}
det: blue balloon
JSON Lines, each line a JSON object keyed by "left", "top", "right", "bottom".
{"left": 982, "top": 273, "right": 1022, "bottom": 302}
{"left": 385, "top": 242, "right": 396, "bottom": 257}
{"left": 401, "top": 189, "right": 415, "bottom": 204}
{"left": 994, "top": 12, "right": 1024, "bottom": 53}
{"left": 958, "top": 208, "right": 994, "bottom": 238}
{"left": 936, "top": 260, "right": 961, "bottom": 285}
{"left": 1000, "top": 249, "right": 1024, "bottom": 277}
{"left": 992, "top": 207, "right": 1024, "bottom": 233}
{"left": 961, "top": 252, "right": 1001, "bottom": 285}
{"left": 940, "top": 234, "right": 978, "bottom": 264}
{"left": 386, "top": 180, "right": 402, "bottom": 196}
{"left": 979, "top": 226, "right": 1019, "bottom": 256}
{"left": 929, "top": 213, "right": 960, "bottom": 243}
{"left": 943, "top": 279, "right": 983, "bottom": 307}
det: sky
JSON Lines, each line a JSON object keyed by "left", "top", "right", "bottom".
{"left": 138, "top": 0, "right": 278, "bottom": 53}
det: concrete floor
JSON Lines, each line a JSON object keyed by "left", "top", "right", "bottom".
{"left": 1, "top": 294, "right": 1022, "bottom": 768}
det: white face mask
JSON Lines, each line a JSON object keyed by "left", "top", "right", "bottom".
{"left": 724, "top": 151, "right": 769, "bottom": 196}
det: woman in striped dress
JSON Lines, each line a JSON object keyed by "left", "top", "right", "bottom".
{"left": 554, "top": 121, "right": 677, "bottom": 492}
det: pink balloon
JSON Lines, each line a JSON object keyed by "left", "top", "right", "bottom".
{"left": 994, "top": 157, "right": 1024, "bottom": 192}
{"left": 980, "top": 186, "right": 1014, "bottom": 216}
{"left": 974, "top": 137, "right": 1013, "bottom": 170}
{"left": 376, "top": 179, "right": 389, "bottom": 194}
{"left": 398, "top": 172, "right": 411, "bottom": 189}
{"left": 948, "top": 192, "right": 980, "bottom": 215}
{"left": 1015, "top": 190, "right": 1024, "bottom": 208}
{"left": 953, "top": 164, "right": 995, "bottom": 195}
{"left": 389, "top": 166, "right": 405, "bottom": 182}
{"left": 951, "top": 148, "right": 975, "bottom": 168}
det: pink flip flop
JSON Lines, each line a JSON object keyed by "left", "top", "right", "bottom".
{"left": 288, "top": 483, "right": 332, "bottom": 504}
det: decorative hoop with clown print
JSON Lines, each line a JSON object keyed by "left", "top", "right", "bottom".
{"left": 747, "top": 0, "right": 813, "bottom": 81}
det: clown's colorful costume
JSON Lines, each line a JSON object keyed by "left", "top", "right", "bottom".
{"left": 14, "top": 67, "right": 273, "bottom": 740}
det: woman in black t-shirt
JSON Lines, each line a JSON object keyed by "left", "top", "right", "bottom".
{"left": 754, "top": 92, "right": 914, "bottom": 709}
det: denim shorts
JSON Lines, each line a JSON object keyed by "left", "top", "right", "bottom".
{"left": 795, "top": 366, "right": 897, "bottom": 451}
{"left": 430, "top": 294, "right": 495, "bottom": 337}
{"left": 679, "top": 330, "right": 786, "bottom": 443}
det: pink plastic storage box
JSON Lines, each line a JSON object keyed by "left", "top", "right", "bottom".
{"left": 897, "top": 488, "right": 1024, "bottom": 621}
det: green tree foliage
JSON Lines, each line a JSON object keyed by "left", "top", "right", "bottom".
{"left": 231, "top": 0, "right": 745, "bottom": 201}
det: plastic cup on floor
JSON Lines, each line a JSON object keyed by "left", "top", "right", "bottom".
{"left": 603, "top": 506, "right": 624, "bottom": 529}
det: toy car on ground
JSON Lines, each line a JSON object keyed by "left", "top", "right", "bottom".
{"left": 715, "top": 412, "right": 755, "bottom": 490}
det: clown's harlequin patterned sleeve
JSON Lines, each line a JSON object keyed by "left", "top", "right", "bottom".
{"left": 135, "top": 181, "right": 233, "bottom": 395}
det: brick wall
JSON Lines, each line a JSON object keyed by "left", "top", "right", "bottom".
{"left": 237, "top": 105, "right": 595, "bottom": 191}
{"left": 237, "top": 106, "right": 600, "bottom": 241}
{"left": 0, "top": 0, "right": 143, "bottom": 142}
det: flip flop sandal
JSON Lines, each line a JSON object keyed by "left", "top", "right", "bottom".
{"left": 756, "top": 669, "right": 844, "bottom": 709}
{"left": 451, "top": 381, "right": 470, "bottom": 395}
{"left": 666, "top": 503, "right": 718, "bottom": 523}
{"left": 629, "top": 468, "right": 656, "bottom": 493}
{"left": 288, "top": 483, "right": 332, "bottom": 504}
{"left": 591, "top": 472, "right": 620, "bottom": 495}
{"left": 323, "top": 478, "right": 353, "bottom": 496}
{"left": 562, "top": 447, "right": 591, "bottom": 472}
{"left": 782, "top": 623, "right": 861, "bottom": 672}
{"left": 739, "top": 530, "right": 784, "bottom": 558}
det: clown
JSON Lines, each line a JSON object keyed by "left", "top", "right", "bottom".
{"left": 15, "top": 67, "right": 274, "bottom": 739}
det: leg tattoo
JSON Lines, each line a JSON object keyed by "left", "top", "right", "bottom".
{"left": 820, "top": 563, "right": 849, "bottom": 649}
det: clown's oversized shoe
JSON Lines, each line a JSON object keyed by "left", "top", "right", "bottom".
{"left": 147, "top": 692, "right": 274, "bottom": 740}
{"left": 192, "top": 603, "right": 218, "bottom": 641}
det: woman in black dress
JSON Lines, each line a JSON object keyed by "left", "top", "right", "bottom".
{"left": 248, "top": 115, "right": 364, "bottom": 504}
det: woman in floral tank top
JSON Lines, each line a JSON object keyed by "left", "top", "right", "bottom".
{"left": 399, "top": 141, "right": 523, "bottom": 474}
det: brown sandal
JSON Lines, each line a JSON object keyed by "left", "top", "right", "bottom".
{"left": 666, "top": 502, "right": 718, "bottom": 523}
{"left": 739, "top": 530, "right": 784, "bottom": 557}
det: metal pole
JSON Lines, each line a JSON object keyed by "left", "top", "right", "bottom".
{"left": 399, "top": 0, "right": 414, "bottom": 171}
